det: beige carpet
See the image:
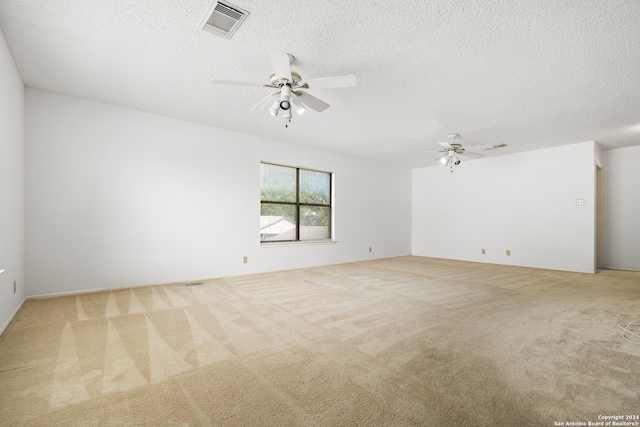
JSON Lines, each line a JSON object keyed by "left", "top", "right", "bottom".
{"left": 1, "top": 256, "right": 639, "bottom": 426}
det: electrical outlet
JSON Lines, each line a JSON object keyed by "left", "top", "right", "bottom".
{"left": 13, "top": 281, "right": 16, "bottom": 293}
{"left": 243, "top": 256, "right": 248, "bottom": 264}
{"left": 506, "top": 250, "right": 511, "bottom": 256}
{"left": 576, "top": 199, "right": 585, "bottom": 206}
{"left": 482, "top": 249, "right": 486, "bottom": 254}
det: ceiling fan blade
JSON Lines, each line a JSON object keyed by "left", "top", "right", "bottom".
{"left": 268, "top": 50, "right": 292, "bottom": 82}
{"left": 439, "top": 142, "right": 453, "bottom": 149}
{"left": 211, "top": 79, "right": 268, "bottom": 87}
{"left": 463, "top": 144, "right": 496, "bottom": 151}
{"left": 460, "top": 143, "right": 508, "bottom": 152}
{"left": 250, "top": 92, "right": 279, "bottom": 111}
{"left": 300, "top": 74, "right": 357, "bottom": 90}
{"left": 457, "top": 151, "right": 484, "bottom": 158}
{"left": 293, "top": 91, "right": 330, "bottom": 112}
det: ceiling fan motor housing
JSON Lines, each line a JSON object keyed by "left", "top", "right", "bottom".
{"left": 269, "top": 72, "right": 302, "bottom": 87}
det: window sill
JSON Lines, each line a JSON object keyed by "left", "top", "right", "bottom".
{"left": 260, "top": 240, "right": 337, "bottom": 248}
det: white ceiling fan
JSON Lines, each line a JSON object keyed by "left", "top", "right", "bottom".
{"left": 211, "top": 50, "right": 357, "bottom": 127}
{"left": 415, "top": 133, "right": 506, "bottom": 172}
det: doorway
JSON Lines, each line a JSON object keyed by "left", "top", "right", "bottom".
{"left": 595, "top": 165, "right": 604, "bottom": 270}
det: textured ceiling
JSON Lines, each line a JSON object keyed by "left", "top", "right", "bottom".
{"left": 1, "top": 0, "right": 639, "bottom": 168}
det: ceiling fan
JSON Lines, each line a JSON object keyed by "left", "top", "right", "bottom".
{"left": 416, "top": 133, "right": 506, "bottom": 172}
{"left": 211, "top": 50, "right": 357, "bottom": 127}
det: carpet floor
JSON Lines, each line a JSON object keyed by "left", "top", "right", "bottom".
{"left": 0, "top": 256, "right": 639, "bottom": 426}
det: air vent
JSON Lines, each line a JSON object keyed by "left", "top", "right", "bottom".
{"left": 199, "top": 1, "right": 249, "bottom": 39}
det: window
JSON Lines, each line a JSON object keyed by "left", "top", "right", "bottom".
{"left": 260, "top": 162, "right": 332, "bottom": 243}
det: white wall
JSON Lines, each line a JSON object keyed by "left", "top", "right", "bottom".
{"left": 412, "top": 141, "right": 596, "bottom": 273}
{"left": 25, "top": 89, "right": 411, "bottom": 296}
{"left": 603, "top": 145, "right": 640, "bottom": 271}
{"left": 0, "top": 28, "right": 26, "bottom": 332}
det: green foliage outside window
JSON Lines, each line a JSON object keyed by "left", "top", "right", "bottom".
{"left": 260, "top": 163, "right": 332, "bottom": 242}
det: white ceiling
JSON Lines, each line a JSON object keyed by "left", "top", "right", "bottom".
{"left": 1, "top": 0, "right": 639, "bottom": 168}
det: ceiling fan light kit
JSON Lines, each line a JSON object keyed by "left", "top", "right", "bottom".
{"left": 439, "top": 151, "right": 461, "bottom": 170}
{"left": 211, "top": 50, "right": 357, "bottom": 127}
{"left": 290, "top": 95, "right": 305, "bottom": 114}
{"left": 269, "top": 99, "right": 280, "bottom": 116}
{"left": 439, "top": 133, "right": 464, "bottom": 172}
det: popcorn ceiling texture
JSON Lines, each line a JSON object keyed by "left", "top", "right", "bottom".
{"left": 0, "top": 0, "right": 638, "bottom": 168}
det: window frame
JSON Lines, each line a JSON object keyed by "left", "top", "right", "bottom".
{"left": 260, "top": 162, "right": 333, "bottom": 244}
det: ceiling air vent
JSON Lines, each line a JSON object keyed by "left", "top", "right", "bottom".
{"left": 199, "top": 1, "right": 249, "bottom": 39}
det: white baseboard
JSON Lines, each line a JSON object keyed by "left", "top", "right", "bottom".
{"left": 27, "top": 279, "right": 183, "bottom": 300}
{"left": 28, "top": 286, "right": 116, "bottom": 299}
{"left": 0, "top": 297, "right": 27, "bottom": 337}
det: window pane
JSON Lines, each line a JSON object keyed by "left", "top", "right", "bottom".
{"left": 261, "top": 163, "right": 296, "bottom": 202}
{"left": 299, "top": 169, "right": 330, "bottom": 205}
{"left": 260, "top": 203, "right": 297, "bottom": 241}
{"left": 300, "top": 206, "right": 330, "bottom": 240}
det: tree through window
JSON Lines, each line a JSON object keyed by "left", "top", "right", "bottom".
{"left": 260, "top": 162, "right": 332, "bottom": 242}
